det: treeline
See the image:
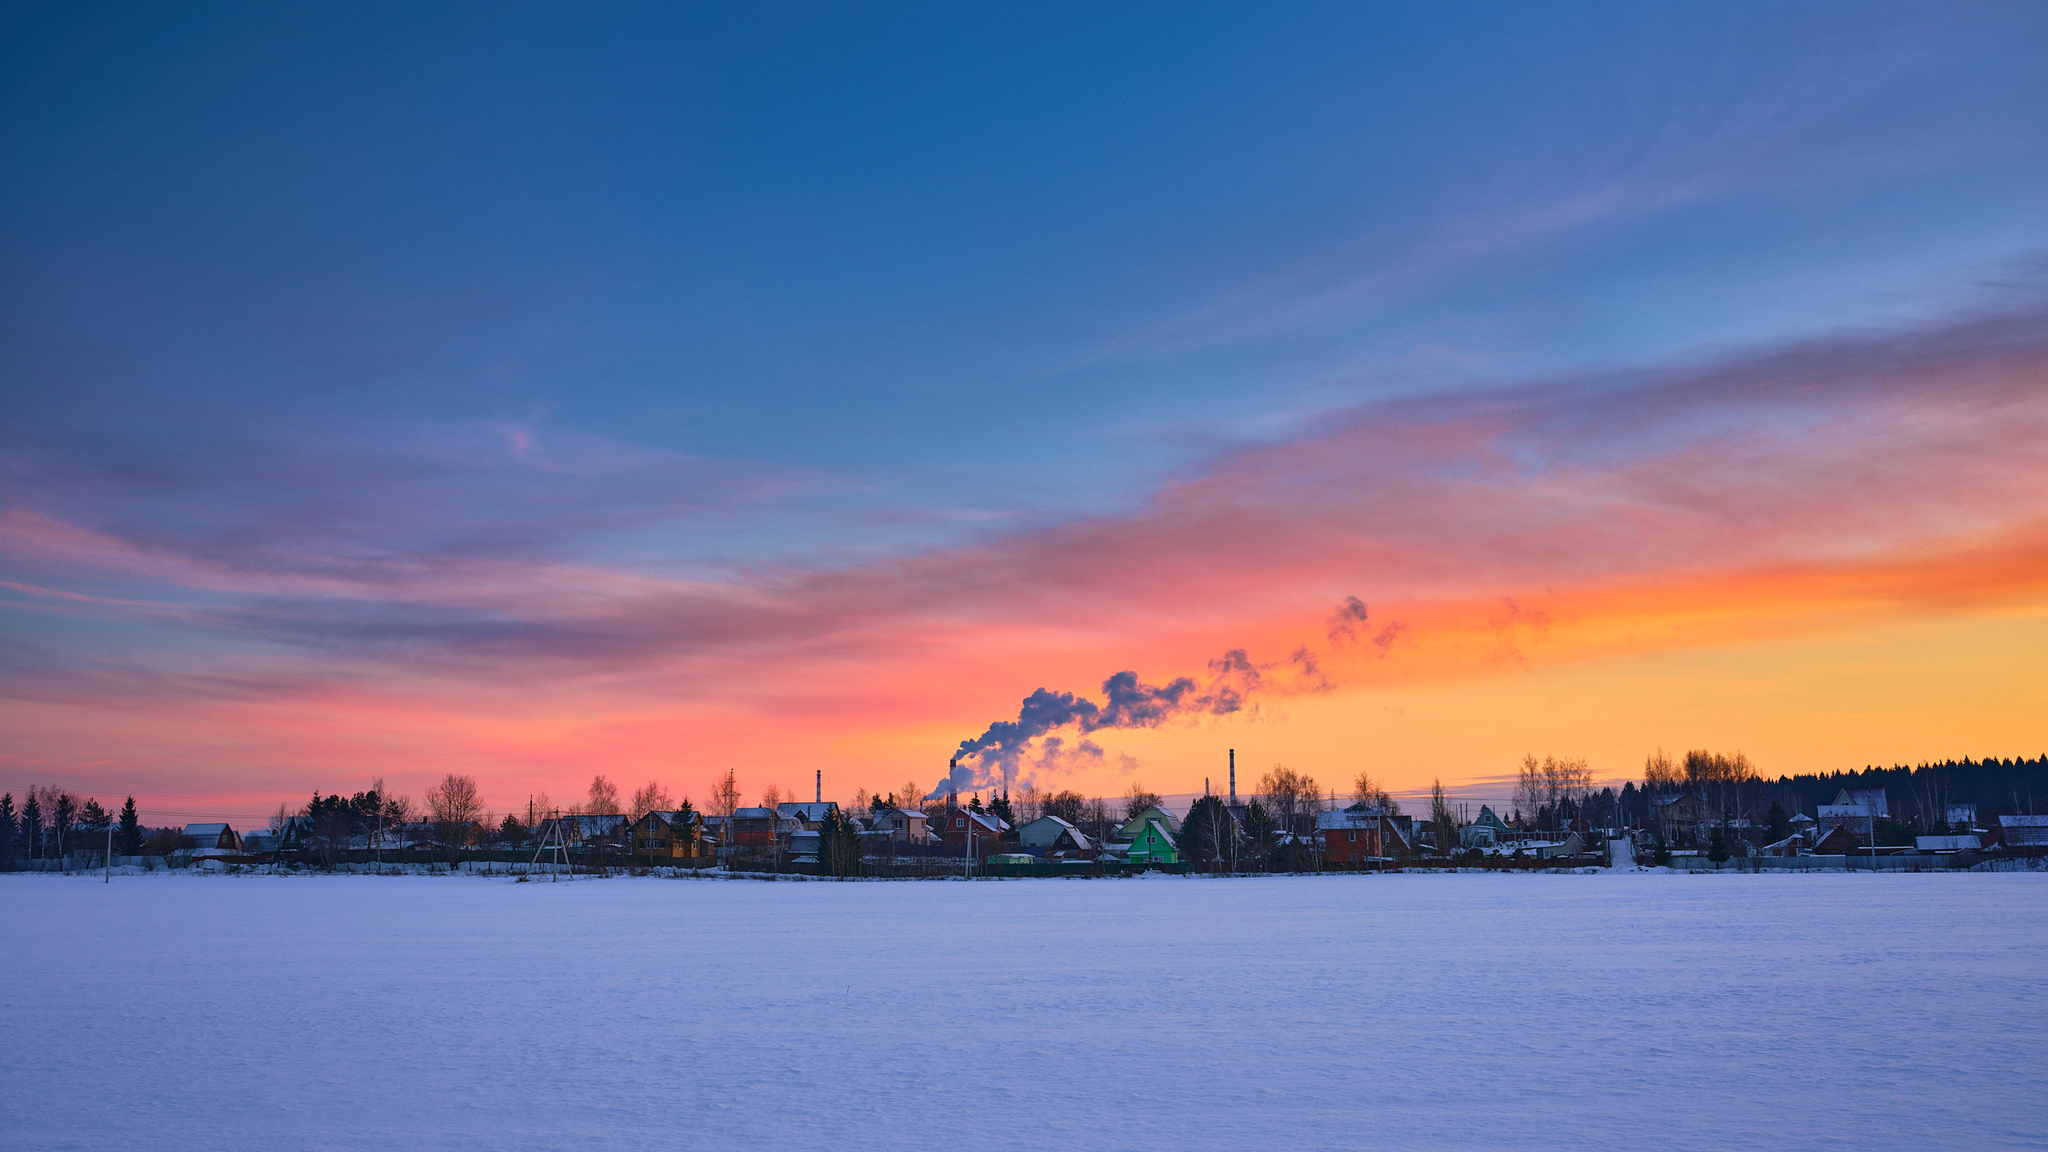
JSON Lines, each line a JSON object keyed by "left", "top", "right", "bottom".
{"left": 0, "top": 789, "right": 150, "bottom": 861}
{"left": 1770, "top": 756, "right": 2047, "bottom": 821}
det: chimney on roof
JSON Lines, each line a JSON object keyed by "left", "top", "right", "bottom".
{"left": 1229, "top": 749, "right": 1236, "bottom": 805}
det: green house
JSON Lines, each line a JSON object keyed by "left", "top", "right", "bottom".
{"left": 1123, "top": 814, "right": 1180, "bottom": 865}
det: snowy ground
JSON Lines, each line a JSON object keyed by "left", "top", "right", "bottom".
{"left": 3, "top": 872, "right": 2043, "bottom": 1151}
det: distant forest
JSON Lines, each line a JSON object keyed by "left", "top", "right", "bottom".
{"left": 1771, "top": 755, "right": 2047, "bottom": 820}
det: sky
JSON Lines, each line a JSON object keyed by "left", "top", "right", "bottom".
{"left": 3, "top": 1, "right": 2045, "bottom": 826}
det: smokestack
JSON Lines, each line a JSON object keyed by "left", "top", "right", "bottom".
{"left": 1229, "top": 749, "right": 1236, "bottom": 805}
{"left": 815, "top": 769, "right": 821, "bottom": 805}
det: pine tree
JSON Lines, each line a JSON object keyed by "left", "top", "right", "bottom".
{"left": 1707, "top": 828, "right": 1730, "bottom": 863}
{"left": 22, "top": 792, "right": 43, "bottom": 860}
{"left": 988, "top": 790, "right": 1015, "bottom": 828}
{"left": 117, "top": 797, "right": 144, "bottom": 856}
{"left": 80, "top": 797, "right": 109, "bottom": 831}
{"left": 52, "top": 792, "right": 76, "bottom": 858}
{"left": 0, "top": 793, "right": 15, "bottom": 861}
{"left": 1174, "top": 795, "right": 1237, "bottom": 869}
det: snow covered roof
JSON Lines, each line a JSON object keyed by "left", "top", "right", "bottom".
{"left": 183, "top": 823, "right": 231, "bottom": 838}
{"left": 775, "top": 802, "right": 837, "bottom": 821}
{"left": 1831, "top": 789, "right": 1889, "bottom": 817}
{"left": 1915, "top": 835, "right": 1983, "bottom": 852}
{"left": 1117, "top": 806, "right": 1180, "bottom": 839}
{"left": 1998, "top": 815, "right": 2048, "bottom": 846}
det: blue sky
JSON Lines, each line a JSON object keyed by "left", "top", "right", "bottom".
{"left": 7, "top": 2, "right": 2041, "bottom": 565}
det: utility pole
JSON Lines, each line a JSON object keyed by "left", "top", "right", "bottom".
{"left": 105, "top": 824, "right": 112, "bottom": 883}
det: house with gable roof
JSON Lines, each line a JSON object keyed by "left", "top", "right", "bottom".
{"left": 178, "top": 823, "right": 241, "bottom": 852}
{"left": 1460, "top": 805, "right": 1511, "bottom": 849}
{"left": 1016, "top": 814, "right": 1095, "bottom": 857}
{"left": 867, "top": 807, "right": 932, "bottom": 845}
{"left": 1319, "top": 804, "right": 1408, "bottom": 863}
{"left": 938, "top": 806, "right": 1006, "bottom": 854}
{"left": 1121, "top": 812, "right": 1180, "bottom": 865}
{"left": 626, "top": 808, "right": 710, "bottom": 859}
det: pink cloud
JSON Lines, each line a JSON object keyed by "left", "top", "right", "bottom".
{"left": 4, "top": 304, "right": 2045, "bottom": 809}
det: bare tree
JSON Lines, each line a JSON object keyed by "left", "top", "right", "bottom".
{"left": 713, "top": 770, "right": 741, "bottom": 820}
{"left": 268, "top": 802, "right": 295, "bottom": 853}
{"left": 585, "top": 776, "right": 622, "bottom": 816}
{"left": 1429, "top": 779, "right": 1457, "bottom": 855}
{"left": 1642, "top": 748, "right": 1680, "bottom": 795}
{"left": 760, "top": 783, "right": 785, "bottom": 810}
{"left": 427, "top": 773, "right": 483, "bottom": 866}
{"left": 1083, "top": 795, "right": 1114, "bottom": 842}
{"left": 1015, "top": 783, "right": 1048, "bottom": 824}
{"left": 1352, "top": 770, "right": 1395, "bottom": 811}
{"left": 632, "top": 781, "right": 673, "bottom": 819}
{"left": 1258, "top": 764, "right": 1319, "bottom": 838}
{"left": 1123, "top": 784, "right": 1162, "bottom": 821}
{"left": 1516, "top": 755, "right": 1593, "bottom": 832}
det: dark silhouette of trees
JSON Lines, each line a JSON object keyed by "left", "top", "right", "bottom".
{"left": 116, "top": 797, "right": 143, "bottom": 856}
{"left": 817, "top": 807, "right": 864, "bottom": 876}
{"left": 1174, "top": 795, "right": 1238, "bottom": 870}
{"left": 1122, "top": 785, "right": 1162, "bottom": 821}
{"left": 1043, "top": 790, "right": 1086, "bottom": 825}
{"left": 21, "top": 792, "right": 42, "bottom": 860}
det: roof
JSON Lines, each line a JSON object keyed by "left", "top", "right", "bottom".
{"left": 1116, "top": 806, "right": 1180, "bottom": 839}
{"left": 732, "top": 807, "right": 776, "bottom": 819}
{"left": 775, "top": 802, "right": 837, "bottom": 821}
{"left": 1998, "top": 815, "right": 2048, "bottom": 846}
{"left": 945, "top": 809, "right": 1004, "bottom": 835}
{"left": 1831, "top": 788, "right": 1890, "bottom": 817}
{"left": 1317, "top": 809, "right": 1383, "bottom": 831}
{"left": 183, "top": 823, "right": 231, "bottom": 838}
{"left": 1916, "top": 835, "right": 1984, "bottom": 851}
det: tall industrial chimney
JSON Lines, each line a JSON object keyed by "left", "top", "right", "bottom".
{"left": 815, "top": 769, "right": 821, "bottom": 804}
{"left": 1229, "top": 749, "right": 1236, "bottom": 805}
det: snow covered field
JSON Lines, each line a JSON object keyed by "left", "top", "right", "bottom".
{"left": 3, "top": 871, "right": 2043, "bottom": 1151}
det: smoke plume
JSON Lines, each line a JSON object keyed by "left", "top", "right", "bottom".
{"left": 931, "top": 596, "right": 1392, "bottom": 798}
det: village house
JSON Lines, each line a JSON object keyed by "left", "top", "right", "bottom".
{"left": 1460, "top": 805, "right": 1511, "bottom": 849}
{"left": 775, "top": 802, "right": 838, "bottom": 830}
{"left": 178, "top": 823, "right": 241, "bottom": 852}
{"left": 1817, "top": 788, "right": 1888, "bottom": 840}
{"left": 1317, "top": 805, "right": 1407, "bottom": 863}
{"left": 626, "top": 809, "right": 711, "bottom": 859}
{"left": 1649, "top": 793, "right": 1722, "bottom": 845}
{"left": 1997, "top": 814, "right": 2048, "bottom": 849}
{"left": 1529, "top": 832, "right": 1587, "bottom": 859}
{"left": 728, "top": 807, "right": 782, "bottom": 849}
{"left": 1016, "top": 814, "right": 1095, "bottom": 857}
{"left": 1121, "top": 815, "right": 1179, "bottom": 865}
{"left": 938, "top": 807, "right": 1006, "bottom": 855}
{"left": 867, "top": 807, "right": 932, "bottom": 845}
{"left": 536, "top": 813, "right": 630, "bottom": 850}
{"left": 1117, "top": 806, "right": 1181, "bottom": 866}
{"left": 1915, "top": 833, "right": 1986, "bottom": 853}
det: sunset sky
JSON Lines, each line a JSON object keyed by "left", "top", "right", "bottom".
{"left": 4, "top": 2, "right": 2045, "bottom": 826}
